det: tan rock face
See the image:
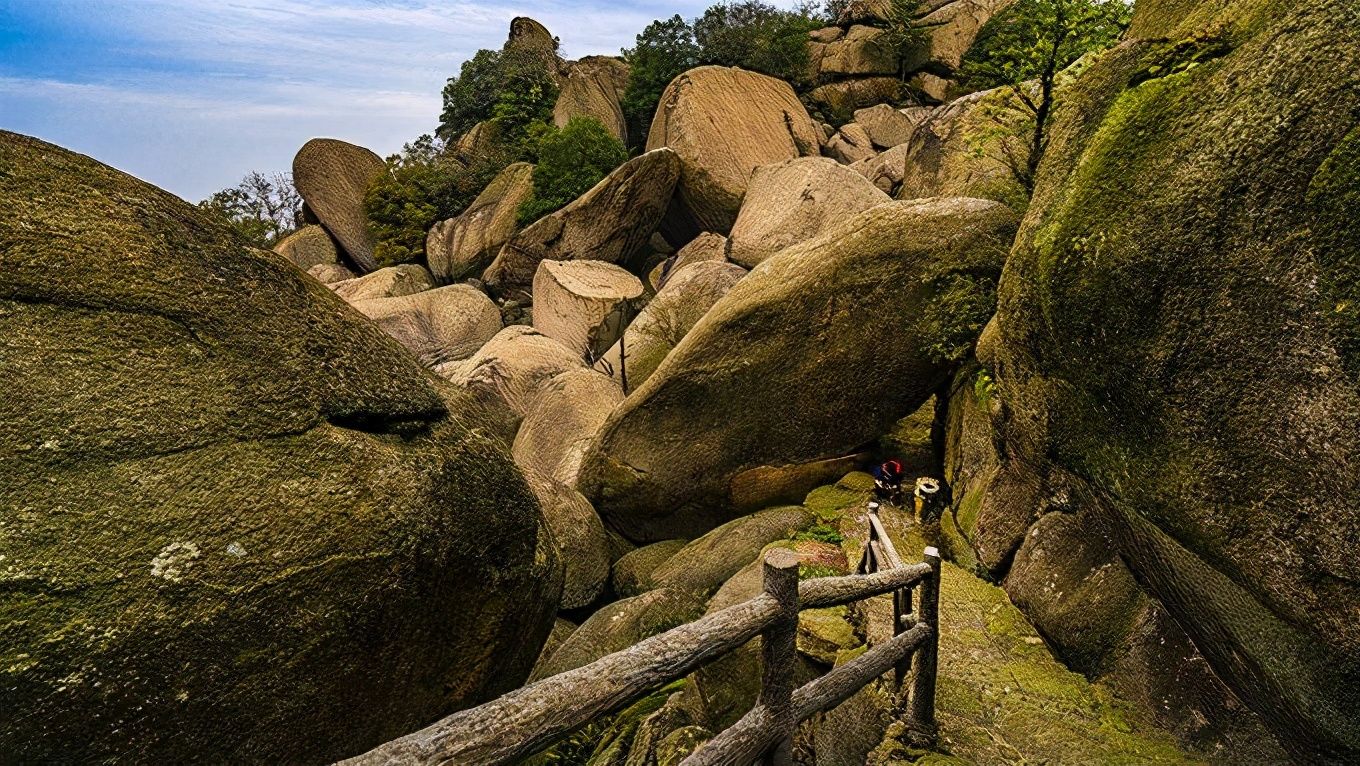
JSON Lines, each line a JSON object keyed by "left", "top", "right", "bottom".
{"left": 853, "top": 104, "right": 922, "bottom": 149}
{"left": 819, "top": 25, "right": 897, "bottom": 76}
{"left": 514, "top": 367, "right": 624, "bottom": 487}
{"left": 273, "top": 224, "right": 338, "bottom": 271}
{"left": 579, "top": 198, "right": 1018, "bottom": 541}
{"left": 352, "top": 284, "right": 503, "bottom": 366}
{"left": 427, "top": 162, "right": 534, "bottom": 283}
{"left": 597, "top": 261, "right": 748, "bottom": 390}
{"left": 918, "top": 0, "right": 1013, "bottom": 71}
{"left": 437, "top": 325, "right": 583, "bottom": 423}
{"left": 807, "top": 78, "right": 903, "bottom": 116}
{"left": 728, "top": 156, "right": 890, "bottom": 268}
{"left": 0, "top": 130, "right": 559, "bottom": 763}
{"left": 532, "top": 259, "right": 644, "bottom": 357}
{"left": 331, "top": 263, "right": 435, "bottom": 303}
{"left": 824, "top": 122, "right": 878, "bottom": 165}
{"left": 291, "top": 137, "right": 386, "bottom": 273}
{"left": 554, "top": 56, "right": 631, "bottom": 143}
{"left": 651, "top": 232, "right": 729, "bottom": 291}
{"left": 851, "top": 142, "right": 911, "bottom": 194}
{"left": 484, "top": 148, "right": 680, "bottom": 296}
{"left": 646, "top": 66, "right": 821, "bottom": 235}
{"left": 523, "top": 469, "right": 610, "bottom": 610}
{"left": 307, "top": 262, "right": 357, "bottom": 284}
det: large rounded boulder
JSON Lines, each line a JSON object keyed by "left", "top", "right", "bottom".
{"left": 727, "top": 156, "right": 890, "bottom": 268}
{"left": 976, "top": 0, "right": 1360, "bottom": 759}
{"left": 0, "top": 131, "right": 561, "bottom": 763}
{"left": 579, "top": 198, "right": 1018, "bottom": 540}
{"left": 292, "top": 137, "right": 386, "bottom": 273}
{"left": 554, "top": 56, "right": 631, "bottom": 143}
{"left": 426, "top": 162, "right": 535, "bottom": 283}
{"left": 645, "top": 66, "right": 822, "bottom": 236}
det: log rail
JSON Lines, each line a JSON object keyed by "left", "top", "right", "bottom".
{"left": 342, "top": 503, "right": 941, "bottom": 766}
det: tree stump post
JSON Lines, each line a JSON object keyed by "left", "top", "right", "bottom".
{"left": 906, "top": 546, "right": 941, "bottom": 743}
{"left": 759, "top": 548, "right": 800, "bottom": 766}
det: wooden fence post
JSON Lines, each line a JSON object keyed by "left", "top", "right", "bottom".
{"left": 906, "top": 546, "right": 941, "bottom": 742}
{"left": 760, "top": 548, "right": 800, "bottom": 766}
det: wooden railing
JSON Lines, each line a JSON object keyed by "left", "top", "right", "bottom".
{"left": 342, "top": 504, "right": 941, "bottom": 766}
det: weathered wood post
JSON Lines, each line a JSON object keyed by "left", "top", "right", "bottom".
{"left": 760, "top": 548, "right": 801, "bottom": 766}
{"left": 906, "top": 546, "right": 941, "bottom": 742}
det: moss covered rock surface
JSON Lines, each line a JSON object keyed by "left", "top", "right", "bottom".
{"left": 0, "top": 131, "right": 561, "bottom": 763}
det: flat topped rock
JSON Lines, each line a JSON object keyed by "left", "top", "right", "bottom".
{"left": 532, "top": 259, "right": 644, "bottom": 356}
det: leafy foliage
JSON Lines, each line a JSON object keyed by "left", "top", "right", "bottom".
{"left": 438, "top": 47, "right": 561, "bottom": 147}
{"left": 363, "top": 135, "right": 508, "bottom": 266}
{"left": 518, "top": 117, "right": 629, "bottom": 226}
{"left": 878, "top": 0, "right": 928, "bottom": 73}
{"left": 960, "top": 0, "right": 1131, "bottom": 188}
{"left": 793, "top": 522, "right": 846, "bottom": 545}
{"left": 693, "top": 1, "right": 820, "bottom": 87}
{"left": 198, "top": 171, "right": 301, "bottom": 249}
{"left": 919, "top": 272, "right": 1000, "bottom": 364}
{"left": 621, "top": 15, "right": 702, "bottom": 152}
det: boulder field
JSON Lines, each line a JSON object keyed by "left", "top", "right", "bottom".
{"left": 0, "top": 131, "right": 561, "bottom": 762}
{"left": 579, "top": 198, "right": 1018, "bottom": 541}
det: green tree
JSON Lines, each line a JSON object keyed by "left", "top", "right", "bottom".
{"left": 621, "top": 15, "right": 701, "bottom": 152}
{"left": 437, "top": 49, "right": 505, "bottom": 141}
{"left": 198, "top": 171, "right": 300, "bottom": 248}
{"left": 518, "top": 117, "right": 629, "bottom": 226}
{"left": 692, "top": 1, "right": 820, "bottom": 87}
{"left": 960, "top": 0, "right": 1130, "bottom": 189}
{"left": 364, "top": 136, "right": 506, "bottom": 266}
{"left": 437, "top": 47, "right": 561, "bottom": 148}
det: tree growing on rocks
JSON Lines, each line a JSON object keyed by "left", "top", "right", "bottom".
{"left": 437, "top": 47, "right": 561, "bottom": 146}
{"left": 621, "top": 15, "right": 702, "bottom": 152}
{"left": 693, "top": 1, "right": 821, "bottom": 87}
{"left": 198, "top": 171, "right": 301, "bottom": 248}
{"left": 959, "top": 0, "right": 1130, "bottom": 189}
{"left": 364, "top": 135, "right": 508, "bottom": 266}
{"left": 518, "top": 117, "right": 629, "bottom": 226}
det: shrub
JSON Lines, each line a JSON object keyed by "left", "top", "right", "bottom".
{"left": 621, "top": 15, "right": 701, "bottom": 152}
{"left": 517, "top": 118, "right": 629, "bottom": 226}
{"left": 693, "top": 1, "right": 820, "bottom": 87}
{"left": 198, "top": 171, "right": 300, "bottom": 248}
{"left": 960, "top": 0, "right": 1130, "bottom": 188}
{"left": 437, "top": 47, "right": 561, "bottom": 151}
{"left": 364, "top": 135, "right": 506, "bottom": 266}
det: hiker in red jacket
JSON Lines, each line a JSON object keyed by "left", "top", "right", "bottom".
{"left": 872, "top": 458, "right": 904, "bottom": 505}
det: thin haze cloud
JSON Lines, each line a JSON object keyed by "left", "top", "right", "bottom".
{"left": 0, "top": 0, "right": 802, "bottom": 201}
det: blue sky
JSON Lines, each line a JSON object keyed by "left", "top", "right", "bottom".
{"left": 0, "top": 0, "right": 788, "bottom": 201}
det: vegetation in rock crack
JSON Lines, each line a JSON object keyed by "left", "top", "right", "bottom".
{"left": 960, "top": 0, "right": 1131, "bottom": 189}
{"left": 363, "top": 135, "right": 511, "bottom": 265}
{"left": 437, "top": 46, "right": 561, "bottom": 144}
{"left": 517, "top": 117, "right": 629, "bottom": 226}
{"left": 197, "top": 170, "right": 301, "bottom": 248}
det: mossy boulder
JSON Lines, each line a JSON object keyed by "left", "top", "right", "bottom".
{"left": 611, "top": 539, "right": 688, "bottom": 598}
{"left": 0, "top": 131, "right": 561, "bottom": 762}
{"left": 579, "top": 199, "right": 1018, "bottom": 541}
{"left": 648, "top": 506, "right": 815, "bottom": 597}
{"left": 532, "top": 588, "right": 705, "bottom": 681}
{"left": 986, "top": 0, "right": 1360, "bottom": 758}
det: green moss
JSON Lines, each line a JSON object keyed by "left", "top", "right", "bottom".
{"left": 1306, "top": 124, "right": 1360, "bottom": 378}
{"left": 792, "top": 522, "right": 845, "bottom": 545}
